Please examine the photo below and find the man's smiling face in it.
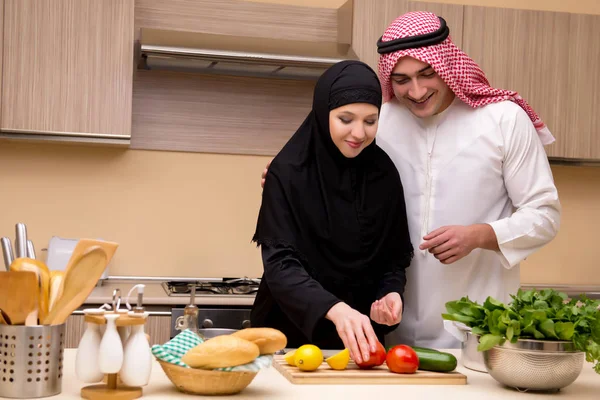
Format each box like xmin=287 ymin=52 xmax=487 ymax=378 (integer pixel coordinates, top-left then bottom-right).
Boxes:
xmin=390 ymin=56 xmax=454 ymax=118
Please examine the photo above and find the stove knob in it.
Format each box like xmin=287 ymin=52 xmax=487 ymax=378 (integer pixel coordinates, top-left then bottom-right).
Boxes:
xmin=202 ymin=319 xmax=214 ymax=328
xmin=242 ymin=319 xmax=251 ymax=329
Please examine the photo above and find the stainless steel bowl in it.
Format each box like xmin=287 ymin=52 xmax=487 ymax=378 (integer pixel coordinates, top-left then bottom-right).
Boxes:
xmin=461 ymin=331 xmax=487 ymax=372
xmin=483 ymin=338 xmax=585 ymax=392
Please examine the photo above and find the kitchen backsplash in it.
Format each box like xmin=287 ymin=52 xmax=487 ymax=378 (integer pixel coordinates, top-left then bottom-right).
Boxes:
xmin=0 ymin=141 xmax=598 ymax=285
xmin=0 ymin=141 xmax=267 ymax=279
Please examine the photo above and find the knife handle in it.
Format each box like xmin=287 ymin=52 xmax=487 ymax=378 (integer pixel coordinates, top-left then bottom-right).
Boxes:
xmin=1 ymin=237 xmax=14 ymax=270
xmin=27 ymin=240 xmax=36 ymax=259
xmin=15 ymin=223 xmax=28 ymax=259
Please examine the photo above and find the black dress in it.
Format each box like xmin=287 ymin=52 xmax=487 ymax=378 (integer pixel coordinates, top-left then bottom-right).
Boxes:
xmin=250 ymin=60 xmax=414 ymax=349
xmin=251 ymin=244 xmax=410 ymax=349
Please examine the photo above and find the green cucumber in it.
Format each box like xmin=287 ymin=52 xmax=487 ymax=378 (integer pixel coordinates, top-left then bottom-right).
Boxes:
xmin=413 ymin=347 xmax=457 ymax=372
xmin=386 ymin=346 xmax=458 ymax=372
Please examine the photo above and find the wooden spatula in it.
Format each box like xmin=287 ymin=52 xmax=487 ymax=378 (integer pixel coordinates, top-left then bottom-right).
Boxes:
xmin=0 ymin=271 xmax=39 ymax=325
xmin=41 ymin=246 xmax=108 ymax=325
xmin=9 ymin=258 xmax=50 ymax=324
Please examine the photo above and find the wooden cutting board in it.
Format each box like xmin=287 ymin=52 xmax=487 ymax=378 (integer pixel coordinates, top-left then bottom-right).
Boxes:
xmin=273 ymin=355 xmax=467 ymax=385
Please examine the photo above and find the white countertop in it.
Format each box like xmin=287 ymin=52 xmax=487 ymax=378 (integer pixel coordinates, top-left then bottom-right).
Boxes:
xmin=85 ymin=281 xmax=256 ymax=307
xmin=3 ymin=349 xmax=598 ymax=400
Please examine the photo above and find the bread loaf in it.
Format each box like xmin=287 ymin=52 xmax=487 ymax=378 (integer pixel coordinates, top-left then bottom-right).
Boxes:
xmin=181 ymin=335 xmax=259 ymax=369
xmin=231 ymin=328 xmax=287 ymax=355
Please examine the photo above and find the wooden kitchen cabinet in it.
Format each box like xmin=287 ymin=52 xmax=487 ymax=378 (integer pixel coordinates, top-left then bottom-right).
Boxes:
xmin=145 ymin=315 xmax=172 ymax=346
xmin=1 ymin=0 xmax=134 ymax=142
xmin=65 ymin=314 xmax=171 ymax=349
xmin=462 ymin=6 xmax=571 ymax=159
xmin=462 ymin=6 xmax=600 ymax=160
xmin=351 ymin=0 xmax=408 ymax=70
xmin=563 ymin=14 xmax=600 ymax=159
xmin=65 ymin=314 xmax=86 ymax=349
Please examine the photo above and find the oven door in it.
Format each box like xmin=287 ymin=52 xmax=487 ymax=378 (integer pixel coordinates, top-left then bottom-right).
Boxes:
xmin=170 ymin=306 xmax=252 ymax=339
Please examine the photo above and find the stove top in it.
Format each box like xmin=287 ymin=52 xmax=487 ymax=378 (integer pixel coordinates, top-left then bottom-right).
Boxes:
xmin=162 ymin=277 xmax=260 ymax=297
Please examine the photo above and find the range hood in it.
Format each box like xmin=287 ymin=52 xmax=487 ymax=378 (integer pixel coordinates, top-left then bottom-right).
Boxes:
xmin=138 ymin=28 xmax=358 ymax=81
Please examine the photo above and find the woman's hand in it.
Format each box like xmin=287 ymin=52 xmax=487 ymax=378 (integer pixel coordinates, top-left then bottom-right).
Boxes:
xmin=326 ymin=302 xmax=378 ymax=364
xmin=370 ymin=292 xmax=403 ymax=325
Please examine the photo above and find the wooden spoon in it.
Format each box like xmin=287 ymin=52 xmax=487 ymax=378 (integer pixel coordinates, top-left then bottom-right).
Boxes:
xmin=0 ymin=271 xmax=39 ymax=325
xmin=42 ymin=246 xmax=109 ymax=325
xmin=72 ymin=239 xmax=119 ymax=266
xmin=45 ymin=238 xmax=118 ymax=315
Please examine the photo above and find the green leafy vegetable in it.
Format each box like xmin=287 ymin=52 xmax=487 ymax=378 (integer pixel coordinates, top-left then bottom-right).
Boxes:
xmin=442 ymin=289 xmax=600 ymax=374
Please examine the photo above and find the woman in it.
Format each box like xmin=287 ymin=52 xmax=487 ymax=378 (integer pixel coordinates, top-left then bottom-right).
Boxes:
xmin=250 ymin=60 xmax=413 ymax=364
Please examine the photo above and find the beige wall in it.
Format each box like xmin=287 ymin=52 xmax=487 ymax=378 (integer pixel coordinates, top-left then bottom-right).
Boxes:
xmin=1 ymin=140 xmax=598 ymax=284
xmin=1 ymin=0 xmax=598 ymax=285
xmin=520 ymin=166 xmax=600 ymax=285
xmin=0 ymin=141 xmax=269 ymax=279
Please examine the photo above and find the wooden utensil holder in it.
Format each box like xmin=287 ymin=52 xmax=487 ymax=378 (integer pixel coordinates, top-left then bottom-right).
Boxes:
xmin=80 ymin=313 xmax=146 ymax=400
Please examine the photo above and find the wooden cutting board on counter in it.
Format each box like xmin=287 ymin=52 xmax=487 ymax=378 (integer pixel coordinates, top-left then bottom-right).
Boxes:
xmin=273 ymin=355 xmax=467 ymax=385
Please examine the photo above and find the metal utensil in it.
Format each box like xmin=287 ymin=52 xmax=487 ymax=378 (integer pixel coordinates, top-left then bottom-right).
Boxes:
xmin=184 ymin=283 xmax=200 ymax=334
xmin=26 ymin=240 xmax=36 ymax=259
xmin=1 ymin=237 xmax=14 ymax=270
xmin=15 ymin=223 xmax=28 ymax=258
xmin=175 ymin=283 xmax=201 ymax=334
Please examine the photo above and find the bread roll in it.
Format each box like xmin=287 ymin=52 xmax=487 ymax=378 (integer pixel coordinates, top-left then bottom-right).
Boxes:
xmin=231 ymin=328 xmax=287 ymax=355
xmin=181 ymin=335 xmax=259 ymax=369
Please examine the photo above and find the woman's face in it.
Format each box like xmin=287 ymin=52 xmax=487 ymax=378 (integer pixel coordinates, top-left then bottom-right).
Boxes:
xmin=329 ymin=103 xmax=379 ymax=158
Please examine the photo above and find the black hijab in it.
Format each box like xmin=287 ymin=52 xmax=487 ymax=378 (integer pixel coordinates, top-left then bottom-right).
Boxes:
xmin=252 ymin=60 xmax=413 ymax=290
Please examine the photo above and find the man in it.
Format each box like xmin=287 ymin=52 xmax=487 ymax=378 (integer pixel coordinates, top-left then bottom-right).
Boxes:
xmin=260 ymin=11 xmax=560 ymax=349
xmin=374 ymin=11 xmax=560 ymax=348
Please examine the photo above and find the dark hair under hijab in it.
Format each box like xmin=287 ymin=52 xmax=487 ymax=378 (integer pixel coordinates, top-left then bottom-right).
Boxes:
xmin=251 ymin=60 xmax=413 ymax=347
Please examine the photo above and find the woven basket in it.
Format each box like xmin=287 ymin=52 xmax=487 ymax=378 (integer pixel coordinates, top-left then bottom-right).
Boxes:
xmin=158 ymin=360 xmax=258 ymax=395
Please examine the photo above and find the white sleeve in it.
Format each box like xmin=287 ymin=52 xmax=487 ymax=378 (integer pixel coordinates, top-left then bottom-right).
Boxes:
xmin=488 ymin=107 xmax=561 ymax=269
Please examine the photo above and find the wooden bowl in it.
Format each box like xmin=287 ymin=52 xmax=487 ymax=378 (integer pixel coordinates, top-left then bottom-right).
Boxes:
xmin=157 ymin=360 xmax=258 ymax=395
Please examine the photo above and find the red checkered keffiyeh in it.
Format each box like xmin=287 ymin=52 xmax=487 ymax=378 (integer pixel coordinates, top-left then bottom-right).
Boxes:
xmin=377 ymin=11 xmax=555 ymax=145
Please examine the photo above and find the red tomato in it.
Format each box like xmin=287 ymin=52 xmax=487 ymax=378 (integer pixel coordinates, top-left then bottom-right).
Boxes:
xmin=356 ymin=341 xmax=386 ymax=369
xmin=386 ymin=345 xmax=419 ymax=374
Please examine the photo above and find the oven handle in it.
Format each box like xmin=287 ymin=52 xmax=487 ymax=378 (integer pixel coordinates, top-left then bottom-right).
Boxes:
xmin=71 ymin=310 xmax=172 ymax=316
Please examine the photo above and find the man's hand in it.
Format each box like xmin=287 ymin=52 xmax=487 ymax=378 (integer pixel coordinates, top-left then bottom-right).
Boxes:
xmin=370 ymin=292 xmax=402 ymax=326
xmin=260 ymin=159 xmax=272 ymax=188
xmin=419 ymin=224 xmax=499 ymax=264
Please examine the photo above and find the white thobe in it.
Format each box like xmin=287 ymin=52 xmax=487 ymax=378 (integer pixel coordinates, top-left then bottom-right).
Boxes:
xmin=377 ymin=97 xmax=561 ymax=349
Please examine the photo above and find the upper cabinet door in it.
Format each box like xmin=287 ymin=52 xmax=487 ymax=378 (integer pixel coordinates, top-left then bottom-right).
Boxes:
xmin=564 ymin=14 xmax=600 ymax=160
xmin=1 ymin=0 xmax=134 ymax=141
xmin=462 ymin=6 xmax=572 ymax=159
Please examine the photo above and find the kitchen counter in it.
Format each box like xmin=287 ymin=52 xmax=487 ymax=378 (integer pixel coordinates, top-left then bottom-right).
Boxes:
xmin=2 ymin=349 xmax=598 ymax=400
xmin=85 ymin=280 xmax=256 ymax=307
